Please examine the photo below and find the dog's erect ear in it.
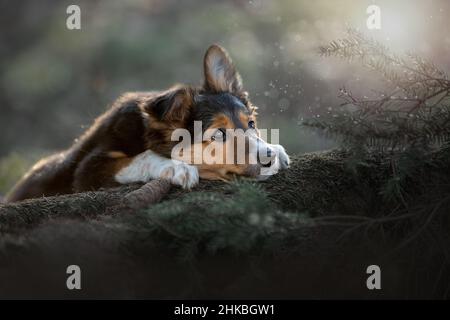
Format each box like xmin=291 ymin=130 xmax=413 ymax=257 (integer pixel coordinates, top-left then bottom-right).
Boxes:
xmin=203 ymin=44 xmax=243 ymax=94
xmin=149 ymin=87 xmax=193 ymax=123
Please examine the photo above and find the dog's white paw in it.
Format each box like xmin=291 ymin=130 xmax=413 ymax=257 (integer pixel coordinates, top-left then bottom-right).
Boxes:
xmin=161 ymin=160 xmax=199 ymax=189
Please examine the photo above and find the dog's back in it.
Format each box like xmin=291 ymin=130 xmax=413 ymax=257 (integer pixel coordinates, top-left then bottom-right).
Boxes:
xmin=5 ymin=93 xmax=150 ymax=203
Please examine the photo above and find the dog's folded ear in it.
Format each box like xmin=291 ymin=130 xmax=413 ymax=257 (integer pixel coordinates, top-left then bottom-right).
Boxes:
xmin=149 ymin=86 xmax=194 ymax=123
xmin=203 ymin=44 xmax=243 ymax=94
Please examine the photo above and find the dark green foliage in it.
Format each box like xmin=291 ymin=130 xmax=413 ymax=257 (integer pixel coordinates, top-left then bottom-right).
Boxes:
xmin=126 ymin=182 xmax=309 ymax=260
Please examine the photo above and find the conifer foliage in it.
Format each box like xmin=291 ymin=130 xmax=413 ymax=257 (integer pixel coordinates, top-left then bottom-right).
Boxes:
xmin=303 ymin=31 xmax=450 ymax=272
xmin=307 ymin=29 xmax=450 ymax=151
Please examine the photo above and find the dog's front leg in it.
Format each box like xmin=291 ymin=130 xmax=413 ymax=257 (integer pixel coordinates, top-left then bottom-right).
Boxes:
xmin=115 ymin=150 xmax=199 ymax=189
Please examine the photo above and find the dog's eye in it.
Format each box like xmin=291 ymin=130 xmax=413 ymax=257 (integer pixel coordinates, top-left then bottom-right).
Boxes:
xmin=211 ymin=128 xmax=226 ymax=142
xmin=248 ymin=120 xmax=255 ymax=129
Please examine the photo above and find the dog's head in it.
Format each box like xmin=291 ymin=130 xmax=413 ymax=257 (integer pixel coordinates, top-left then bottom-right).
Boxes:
xmin=144 ymin=45 xmax=288 ymax=181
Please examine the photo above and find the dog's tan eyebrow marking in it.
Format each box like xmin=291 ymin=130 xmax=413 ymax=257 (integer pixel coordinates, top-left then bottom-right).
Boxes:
xmin=238 ymin=111 xmax=251 ymax=128
xmin=209 ymin=113 xmax=235 ymax=129
xmin=107 ymin=151 xmax=127 ymax=159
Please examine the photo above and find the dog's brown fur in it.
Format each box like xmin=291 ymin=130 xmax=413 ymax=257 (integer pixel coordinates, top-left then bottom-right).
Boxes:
xmin=6 ymin=45 xmax=266 ymax=203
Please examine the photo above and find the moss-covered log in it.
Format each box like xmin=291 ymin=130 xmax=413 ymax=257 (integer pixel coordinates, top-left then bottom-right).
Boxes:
xmin=0 ymin=150 xmax=387 ymax=233
xmin=1 ymin=150 xmax=449 ymax=299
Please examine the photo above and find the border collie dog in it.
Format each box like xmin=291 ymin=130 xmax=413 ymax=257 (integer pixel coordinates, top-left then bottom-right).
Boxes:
xmin=6 ymin=45 xmax=289 ymax=203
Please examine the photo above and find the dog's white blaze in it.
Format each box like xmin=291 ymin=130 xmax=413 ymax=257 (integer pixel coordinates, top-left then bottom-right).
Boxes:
xmin=115 ymin=149 xmax=199 ymax=189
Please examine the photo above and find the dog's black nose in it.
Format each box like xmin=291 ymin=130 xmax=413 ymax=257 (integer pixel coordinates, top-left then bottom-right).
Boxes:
xmin=262 ymin=160 xmax=273 ymax=168
xmin=257 ymin=146 xmax=275 ymax=167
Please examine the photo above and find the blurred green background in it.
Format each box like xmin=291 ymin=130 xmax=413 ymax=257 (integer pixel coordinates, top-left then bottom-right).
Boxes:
xmin=1 ymin=0 xmax=450 ymax=194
